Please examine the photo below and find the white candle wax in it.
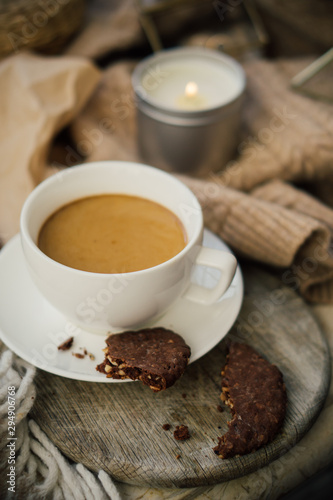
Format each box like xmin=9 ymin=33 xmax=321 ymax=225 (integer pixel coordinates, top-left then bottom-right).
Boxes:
xmin=137 ymin=50 xmax=244 ymax=112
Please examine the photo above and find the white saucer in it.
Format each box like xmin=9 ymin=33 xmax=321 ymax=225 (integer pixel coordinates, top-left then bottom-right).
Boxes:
xmin=0 ymin=230 xmax=243 ymax=382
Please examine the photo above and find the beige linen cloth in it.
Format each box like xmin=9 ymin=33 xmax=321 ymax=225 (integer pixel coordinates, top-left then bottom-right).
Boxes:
xmin=0 ymin=51 xmax=101 ymax=244
xmin=1 ymin=52 xmax=333 ymax=305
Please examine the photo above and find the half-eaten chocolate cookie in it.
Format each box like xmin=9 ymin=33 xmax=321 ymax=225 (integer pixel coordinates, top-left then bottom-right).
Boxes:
xmin=213 ymin=342 xmax=287 ymax=459
xmin=96 ymin=327 xmax=191 ymax=392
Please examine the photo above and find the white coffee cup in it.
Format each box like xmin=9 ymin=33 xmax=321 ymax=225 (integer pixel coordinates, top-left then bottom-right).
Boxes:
xmin=20 ymin=161 xmax=237 ymax=333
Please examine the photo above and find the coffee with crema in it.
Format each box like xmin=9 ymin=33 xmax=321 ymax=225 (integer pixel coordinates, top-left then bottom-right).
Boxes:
xmin=38 ymin=194 xmax=187 ymax=273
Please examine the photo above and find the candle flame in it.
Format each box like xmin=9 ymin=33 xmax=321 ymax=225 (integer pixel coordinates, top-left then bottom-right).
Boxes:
xmin=185 ymin=81 xmax=198 ymax=98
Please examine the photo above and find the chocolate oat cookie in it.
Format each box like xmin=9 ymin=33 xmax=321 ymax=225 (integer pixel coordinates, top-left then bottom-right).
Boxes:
xmin=96 ymin=327 xmax=191 ymax=392
xmin=213 ymin=342 xmax=287 ymax=459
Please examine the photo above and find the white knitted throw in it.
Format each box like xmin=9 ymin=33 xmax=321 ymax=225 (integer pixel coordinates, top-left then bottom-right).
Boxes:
xmin=0 ymin=348 xmax=122 ymax=500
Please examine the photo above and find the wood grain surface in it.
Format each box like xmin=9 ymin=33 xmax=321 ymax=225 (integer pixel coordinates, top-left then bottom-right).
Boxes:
xmin=31 ymin=265 xmax=331 ymax=488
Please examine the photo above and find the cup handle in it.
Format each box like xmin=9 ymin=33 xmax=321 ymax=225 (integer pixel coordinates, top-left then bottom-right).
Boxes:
xmin=183 ymin=247 xmax=237 ymax=304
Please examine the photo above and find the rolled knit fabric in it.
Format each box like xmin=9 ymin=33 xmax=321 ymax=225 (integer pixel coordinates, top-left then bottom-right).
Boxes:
xmin=69 ymin=61 xmax=139 ymax=164
xmin=179 ymin=175 xmax=333 ymax=303
xmin=252 ymin=180 xmax=333 ymax=231
xmin=213 ymin=58 xmax=333 ymax=191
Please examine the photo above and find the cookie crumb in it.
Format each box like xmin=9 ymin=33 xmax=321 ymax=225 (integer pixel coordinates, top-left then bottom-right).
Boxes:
xmin=162 ymin=424 xmax=171 ymax=431
xmin=57 ymin=337 xmax=73 ymax=351
xmin=174 ymin=425 xmax=190 ymax=441
xmin=217 ymin=405 xmax=224 ymax=413
xmin=72 ymin=352 xmax=85 ymax=359
xmin=176 ymin=454 xmax=181 ymax=459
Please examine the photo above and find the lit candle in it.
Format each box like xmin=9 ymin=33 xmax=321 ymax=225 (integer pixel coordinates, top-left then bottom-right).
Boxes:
xmin=185 ymin=81 xmax=198 ymax=97
xmin=135 ymin=48 xmax=243 ymax=112
xmin=176 ymin=81 xmax=207 ymax=110
xmin=132 ymin=47 xmax=246 ymax=175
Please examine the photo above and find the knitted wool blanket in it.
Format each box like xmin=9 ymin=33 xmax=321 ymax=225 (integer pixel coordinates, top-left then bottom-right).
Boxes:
xmin=0 ymin=347 xmax=122 ymax=500
xmin=2 ymin=320 xmax=333 ymax=500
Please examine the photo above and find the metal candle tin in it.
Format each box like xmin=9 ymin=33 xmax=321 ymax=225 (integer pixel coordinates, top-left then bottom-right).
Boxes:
xmin=132 ymin=47 xmax=246 ymax=177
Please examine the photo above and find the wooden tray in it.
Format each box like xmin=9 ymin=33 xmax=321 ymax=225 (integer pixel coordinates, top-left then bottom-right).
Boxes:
xmin=31 ymin=265 xmax=331 ymax=488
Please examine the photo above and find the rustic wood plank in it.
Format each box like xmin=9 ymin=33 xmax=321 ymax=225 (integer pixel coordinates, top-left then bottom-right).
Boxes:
xmin=31 ymin=265 xmax=331 ymax=488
